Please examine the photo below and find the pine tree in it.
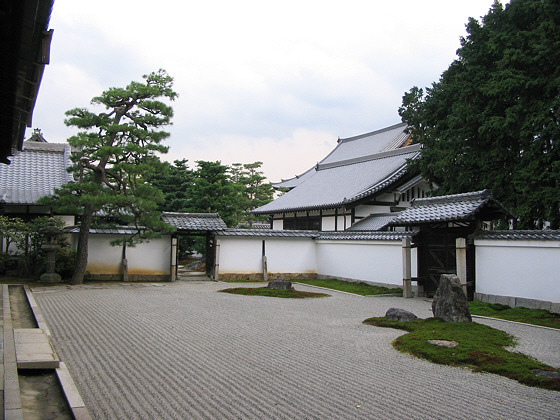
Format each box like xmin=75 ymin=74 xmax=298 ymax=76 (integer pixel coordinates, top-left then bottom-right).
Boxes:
xmin=41 ymin=70 xmax=177 ymax=283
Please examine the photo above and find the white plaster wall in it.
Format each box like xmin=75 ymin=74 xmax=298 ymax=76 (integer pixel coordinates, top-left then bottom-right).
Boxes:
xmin=266 ymin=238 xmax=316 ymax=273
xmin=80 ymin=234 xmax=170 ymax=275
xmin=322 ymin=216 xmax=336 ymax=231
xmin=217 ymin=236 xmax=316 ymax=274
xmin=337 ymin=215 xmax=349 ymax=231
xmin=475 ymin=239 xmax=560 ymax=303
xmin=272 ymin=219 xmax=283 ymax=230
xmin=126 ymin=237 xmax=170 ymax=274
xmin=218 ymin=237 xmax=263 ymax=273
xmin=354 ymin=205 xmax=376 ymax=218
xmin=316 ymin=240 xmax=410 ymax=286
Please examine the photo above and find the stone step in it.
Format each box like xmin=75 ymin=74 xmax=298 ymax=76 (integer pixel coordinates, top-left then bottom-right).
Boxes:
xmin=14 ymin=328 xmax=60 ymax=369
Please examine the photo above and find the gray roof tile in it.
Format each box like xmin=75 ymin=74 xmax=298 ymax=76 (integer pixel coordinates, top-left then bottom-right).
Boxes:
xmin=321 ymin=122 xmax=410 ymax=165
xmin=389 ymin=190 xmax=513 ymax=225
xmin=161 ymin=212 xmax=227 ymax=231
xmin=64 ymin=226 xmax=144 ymax=235
xmin=0 ymin=141 xmax=73 ymax=204
xmin=475 ymin=230 xmax=560 ymax=241
xmin=254 ymin=145 xmax=420 ymax=214
xmin=271 ymin=123 xmax=411 ymax=190
xmin=217 ymin=229 xmax=318 ymax=238
xmin=348 ymin=213 xmax=398 ymax=231
xmin=318 ymin=231 xmax=415 ymax=241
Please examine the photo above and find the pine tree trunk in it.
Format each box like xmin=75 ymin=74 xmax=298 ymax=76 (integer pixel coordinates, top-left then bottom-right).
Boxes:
xmin=72 ymin=206 xmax=93 ymax=284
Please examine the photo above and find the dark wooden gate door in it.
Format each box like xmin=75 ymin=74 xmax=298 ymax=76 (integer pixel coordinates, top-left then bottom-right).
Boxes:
xmin=416 ymin=225 xmax=475 ymax=298
xmin=420 ymin=230 xmax=457 ymax=297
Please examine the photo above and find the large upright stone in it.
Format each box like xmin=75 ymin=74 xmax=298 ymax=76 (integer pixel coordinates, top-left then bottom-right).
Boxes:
xmin=432 ymin=274 xmax=472 ymax=322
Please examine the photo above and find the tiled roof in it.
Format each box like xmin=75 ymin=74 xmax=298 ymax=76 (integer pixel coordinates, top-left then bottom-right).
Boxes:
xmin=321 ymin=122 xmax=410 ymax=165
xmin=317 ymin=231 xmax=415 ymax=241
xmin=271 ymin=166 xmax=316 ymax=190
xmin=161 ymin=212 xmax=227 ymax=231
xmin=347 ymin=213 xmax=398 ymax=231
xmin=253 ymin=144 xmax=421 ymax=214
xmin=271 ymin=123 xmax=411 ymax=190
xmin=475 ymin=230 xmax=560 ymax=241
xmin=0 ymin=141 xmax=73 ymax=204
xmin=390 ymin=190 xmax=513 ymax=225
xmin=64 ymin=226 xmax=145 ymax=235
xmin=216 ymin=229 xmax=318 ymax=238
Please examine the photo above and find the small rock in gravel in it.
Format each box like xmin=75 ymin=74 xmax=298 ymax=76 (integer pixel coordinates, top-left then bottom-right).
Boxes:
xmin=531 ymin=369 xmax=560 ymax=379
xmin=428 ymin=340 xmax=459 ymax=348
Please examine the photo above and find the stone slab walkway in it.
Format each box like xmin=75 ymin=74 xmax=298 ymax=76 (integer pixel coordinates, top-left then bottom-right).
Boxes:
xmin=32 ymin=282 xmax=560 ymax=420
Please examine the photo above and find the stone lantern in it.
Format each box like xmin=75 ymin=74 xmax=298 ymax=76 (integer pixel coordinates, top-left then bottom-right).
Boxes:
xmin=39 ymin=218 xmax=62 ymax=283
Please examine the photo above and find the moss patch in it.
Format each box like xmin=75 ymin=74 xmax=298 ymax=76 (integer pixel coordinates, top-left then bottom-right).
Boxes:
xmin=294 ymin=278 xmax=402 ymax=296
xmin=363 ymin=317 xmax=560 ymax=391
xmin=469 ymin=301 xmax=560 ymax=329
xmin=219 ymin=287 xmax=329 ymax=299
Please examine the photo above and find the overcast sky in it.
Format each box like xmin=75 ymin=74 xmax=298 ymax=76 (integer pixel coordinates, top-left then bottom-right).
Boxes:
xmin=32 ymin=0 xmax=502 ymax=182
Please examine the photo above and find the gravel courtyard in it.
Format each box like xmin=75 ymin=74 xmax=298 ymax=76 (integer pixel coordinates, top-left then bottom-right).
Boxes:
xmin=33 ymin=281 xmax=560 ymax=420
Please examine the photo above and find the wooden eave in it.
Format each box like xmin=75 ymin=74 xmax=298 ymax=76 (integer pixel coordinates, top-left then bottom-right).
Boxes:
xmin=0 ymin=0 xmax=54 ymax=164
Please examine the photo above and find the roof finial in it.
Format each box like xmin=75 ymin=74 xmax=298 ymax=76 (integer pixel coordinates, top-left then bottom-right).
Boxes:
xmin=28 ymin=128 xmax=48 ymax=143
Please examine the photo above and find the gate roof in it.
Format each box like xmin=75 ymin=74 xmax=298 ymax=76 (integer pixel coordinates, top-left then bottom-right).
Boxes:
xmin=161 ymin=212 xmax=227 ymax=232
xmin=389 ymin=190 xmax=513 ymax=226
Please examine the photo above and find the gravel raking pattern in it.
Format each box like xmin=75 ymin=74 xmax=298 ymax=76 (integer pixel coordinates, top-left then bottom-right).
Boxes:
xmin=33 ymin=282 xmax=560 ymax=420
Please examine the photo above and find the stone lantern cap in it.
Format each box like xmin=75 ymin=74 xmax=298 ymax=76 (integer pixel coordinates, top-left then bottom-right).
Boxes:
xmin=39 ymin=218 xmax=62 ymax=247
xmin=39 ymin=218 xmax=62 ymax=236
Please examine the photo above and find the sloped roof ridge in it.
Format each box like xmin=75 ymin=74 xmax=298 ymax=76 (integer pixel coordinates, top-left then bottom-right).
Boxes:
xmin=475 ymin=229 xmax=560 ymax=240
xmin=217 ymin=228 xmax=319 ymax=238
xmin=337 ymin=122 xmax=408 ymax=143
xmin=272 ymin=123 xmax=410 ymax=186
xmin=411 ymin=189 xmax=491 ymax=205
xmin=349 ymin=165 xmax=409 ymax=203
xmin=23 ymin=141 xmax=67 ymax=152
xmin=318 ymin=143 xmax=421 ymax=171
xmin=318 ymin=230 xmax=414 ymax=241
xmin=162 ymin=211 xmax=221 ymax=218
xmin=272 ymin=165 xmax=316 ymax=186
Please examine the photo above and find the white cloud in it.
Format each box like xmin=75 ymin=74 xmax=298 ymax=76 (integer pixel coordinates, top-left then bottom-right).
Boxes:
xmin=32 ymin=0 xmax=504 ymax=180
xmin=165 ymin=128 xmax=334 ymax=183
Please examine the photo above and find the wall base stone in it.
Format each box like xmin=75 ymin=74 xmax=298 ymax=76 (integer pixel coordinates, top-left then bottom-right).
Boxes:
xmin=84 ymin=274 xmax=172 ymax=282
xmin=475 ymin=293 xmax=560 ymax=314
xmin=219 ymin=273 xmax=317 ymax=282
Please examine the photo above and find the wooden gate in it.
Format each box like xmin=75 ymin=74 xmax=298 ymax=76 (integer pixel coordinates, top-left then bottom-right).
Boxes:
xmin=416 ymin=224 xmax=475 ymax=298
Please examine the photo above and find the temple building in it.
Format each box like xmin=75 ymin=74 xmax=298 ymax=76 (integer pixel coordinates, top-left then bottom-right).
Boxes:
xmin=253 ymin=122 xmax=431 ymax=231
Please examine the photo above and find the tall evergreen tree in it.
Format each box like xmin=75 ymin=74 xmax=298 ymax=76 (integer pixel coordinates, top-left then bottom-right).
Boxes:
xmin=188 ymin=161 xmax=239 ymax=227
xmin=231 ymin=161 xmax=274 ymax=226
xmin=41 ymin=70 xmax=177 ymax=283
xmin=147 ymin=159 xmax=193 ymax=212
xmin=399 ymin=0 xmax=560 ymax=228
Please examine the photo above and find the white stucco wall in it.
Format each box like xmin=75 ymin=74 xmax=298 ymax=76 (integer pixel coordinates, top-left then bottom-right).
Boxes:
xmin=315 ymin=239 xmax=416 ymax=287
xmin=216 ymin=235 xmax=418 ymax=287
xmin=272 ymin=219 xmax=283 ymax=230
xmin=321 ymin=216 xmax=336 ymax=231
xmin=74 ymin=234 xmax=171 ymax=275
xmin=475 ymin=239 xmax=560 ymax=303
xmin=217 ymin=236 xmax=316 ymax=275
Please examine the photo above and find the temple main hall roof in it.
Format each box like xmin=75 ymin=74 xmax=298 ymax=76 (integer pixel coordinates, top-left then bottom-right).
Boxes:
xmin=253 ymin=123 xmax=419 ymax=214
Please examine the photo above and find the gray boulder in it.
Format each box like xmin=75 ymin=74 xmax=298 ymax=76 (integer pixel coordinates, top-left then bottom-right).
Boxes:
xmin=532 ymin=369 xmax=560 ymax=379
xmin=432 ymin=274 xmax=472 ymax=322
xmin=385 ymin=307 xmax=418 ymax=322
xmin=267 ymin=280 xmax=293 ymax=290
